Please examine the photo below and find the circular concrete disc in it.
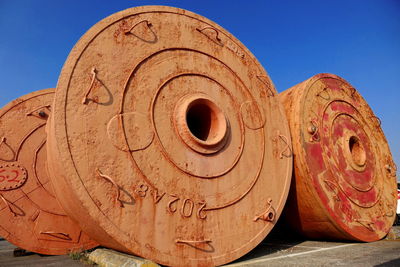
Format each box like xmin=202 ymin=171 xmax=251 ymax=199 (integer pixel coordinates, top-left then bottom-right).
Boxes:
xmin=48 ymin=6 xmax=292 ymax=266
xmin=280 ymin=73 xmax=397 ymax=242
xmin=0 ymin=89 xmax=98 ymax=255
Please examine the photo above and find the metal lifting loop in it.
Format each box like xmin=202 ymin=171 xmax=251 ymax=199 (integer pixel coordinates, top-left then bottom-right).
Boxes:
xmin=341 ymin=86 xmax=356 ymax=98
xmin=40 ymin=231 xmax=72 ymax=241
xmin=308 ymin=119 xmax=320 ymax=142
xmin=384 ymin=208 xmax=394 ymax=218
xmin=125 ymin=19 xmax=152 ymax=34
xmin=176 ymin=239 xmax=212 ymax=244
xmin=316 ymin=87 xmax=330 ymax=100
xmin=257 ymin=75 xmax=275 ymax=97
xmin=196 ymin=26 xmax=224 ymax=46
xmin=0 ymin=137 xmax=6 ymax=147
xmin=124 ymin=20 xmax=157 ymax=43
xmin=324 ymin=180 xmax=340 ymax=201
xmin=371 ymin=115 xmax=382 ymax=128
xmin=0 ymin=194 xmax=18 ymax=217
xmin=26 ymin=105 xmax=51 ymax=119
xmin=390 ymin=162 xmax=398 ymax=177
xmin=354 ymin=219 xmax=374 ymax=232
xmin=253 ymin=198 xmax=276 ymax=222
xmin=278 ymin=134 xmax=292 ymax=159
xmin=349 ymin=87 xmax=356 ymax=98
xmin=82 ymin=67 xmax=98 ymax=104
xmin=96 ymin=169 xmax=124 ymax=207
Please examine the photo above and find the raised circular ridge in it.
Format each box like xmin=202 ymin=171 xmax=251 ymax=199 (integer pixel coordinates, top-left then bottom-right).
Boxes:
xmin=0 ymin=89 xmax=97 ymax=255
xmin=280 ymin=73 xmax=397 ymax=242
xmin=48 ymin=6 xmax=292 ymax=266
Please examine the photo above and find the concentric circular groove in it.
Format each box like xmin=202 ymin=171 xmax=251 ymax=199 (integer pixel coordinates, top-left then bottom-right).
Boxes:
xmin=0 ymin=89 xmax=97 ymax=255
xmin=49 ymin=6 xmax=292 ymax=266
xmin=48 ymin=6 xmax=292 ymax=266
xmin=280 ymin=73 xmax=397 ymax=242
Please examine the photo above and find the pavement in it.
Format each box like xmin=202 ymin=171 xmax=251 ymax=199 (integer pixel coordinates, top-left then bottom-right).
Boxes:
xmin=227 ymin=225 xmax=400 ymax=267
xmin=0 ymin=238 xmax=83 ymax=267
xmin=0 ymin=226 xmax=399 ymax=267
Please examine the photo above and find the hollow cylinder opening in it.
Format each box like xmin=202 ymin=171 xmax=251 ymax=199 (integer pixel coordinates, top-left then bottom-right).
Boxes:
xmin=348 ymin=136 xmax=366 ymax=167
xmin=174 ymin=94 xmax=228 ymax=154
xmin=186 ymin=99 xmax=221 ymax=142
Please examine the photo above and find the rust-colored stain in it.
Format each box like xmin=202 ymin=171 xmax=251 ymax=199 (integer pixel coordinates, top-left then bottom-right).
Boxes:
xmin=0 ymin=89 xmax=98 ymax=255
xmin=280 ymin=73 xmax=397 ymax=242
xmin=46 ymin=6 xmax=292 ymax=266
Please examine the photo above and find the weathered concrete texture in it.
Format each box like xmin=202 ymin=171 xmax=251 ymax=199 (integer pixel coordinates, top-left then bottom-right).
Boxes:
xmin=89 ymin=248 xmax=159 ymax=267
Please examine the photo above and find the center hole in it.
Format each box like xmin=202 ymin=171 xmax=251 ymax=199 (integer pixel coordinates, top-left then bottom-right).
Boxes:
xmin=349 ymin=136 xmax=366 ymax=167
xmin=186 ymin=101 xmax=215 ymax=141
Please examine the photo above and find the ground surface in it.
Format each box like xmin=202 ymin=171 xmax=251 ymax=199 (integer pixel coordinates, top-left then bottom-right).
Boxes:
xmin=227 ymin=226 xmax=400 ymax=267
xmin=1 ymin=226 xmax=399 ymax=266
xmin=0 ymin=238 xmax=83 ymax=267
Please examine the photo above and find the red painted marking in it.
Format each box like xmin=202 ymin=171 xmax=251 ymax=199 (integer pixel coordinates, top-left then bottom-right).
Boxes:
xmin=336 ymin=147 xmax=347 ymax=170
xmin=331 ymin=115 xmax=375 ymax=192
xmin=344 ymin=167 xmax=373 ymax=187
xmin=333 ymin=123 xmax=344 ymax=137
xmin=0 ymin=169 xmax=5 ymax=182
xmin=338 ymin=194 xmax=353 ymax=221
xmin=337 ymin=117 xmax=356 ymax=132
xmin=374 ymin=219 xmax=385 ymax=232
xmin=323 ymin=78 xmax=341 ymax=91
xmin=331 ymin=102 xmax=355 ymax=115
xmin=343 ymin=184 xmax=377 ymax=206
xmin=8 ymin=170 xmax=20 ymax=183
xmin=307 ymin=144 xmax=324 ymax=170
xmin=0 ymin=168 xmax=22 ymax=185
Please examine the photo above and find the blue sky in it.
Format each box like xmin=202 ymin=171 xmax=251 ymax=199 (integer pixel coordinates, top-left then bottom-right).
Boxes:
xmin=0 ymin=0 xmax=399 ymax=179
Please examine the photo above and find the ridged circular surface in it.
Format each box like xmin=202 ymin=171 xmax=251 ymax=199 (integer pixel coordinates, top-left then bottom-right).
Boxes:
xmin=0 ymin=89 xmax=97 ymax=255
xmin=48 ymin=6 xmax=292 ymax=266
xmin=281 ymin=74 xmax=397 ymax=242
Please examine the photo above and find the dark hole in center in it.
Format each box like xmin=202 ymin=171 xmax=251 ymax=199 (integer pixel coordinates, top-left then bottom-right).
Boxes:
xmin=349 ymin=136 xmax=357 ymax=151
xmin=186 ymin=103 xmax=212 ymax=141
xmin=349 ymin=136 xmax=365 ymax=166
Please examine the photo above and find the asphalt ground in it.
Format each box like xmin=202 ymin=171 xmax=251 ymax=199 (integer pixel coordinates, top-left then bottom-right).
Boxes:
xmin=0 ymin=238 xmax=83 ymax=267
xmin=0 ymin=226 xmax=399 ymax=267
xmin=227 ymin=225 xmax=400 ymax=267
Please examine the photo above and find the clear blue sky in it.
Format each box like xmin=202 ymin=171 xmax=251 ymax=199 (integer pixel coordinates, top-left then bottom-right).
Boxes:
xmin=0 ymin=0 xmax=399 ymax=179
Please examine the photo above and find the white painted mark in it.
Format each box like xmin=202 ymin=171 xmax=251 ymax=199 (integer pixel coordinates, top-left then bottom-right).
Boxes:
xmin=262 ymin=242 xmax=329 ymax=249
xmin=227 ymin=244 xmax=356 ymax=266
